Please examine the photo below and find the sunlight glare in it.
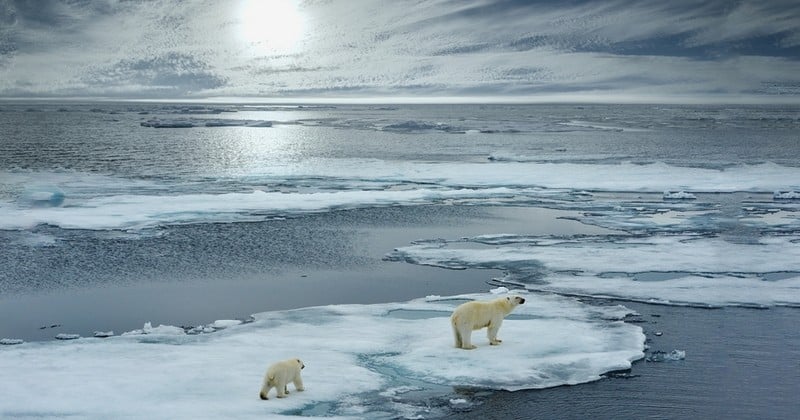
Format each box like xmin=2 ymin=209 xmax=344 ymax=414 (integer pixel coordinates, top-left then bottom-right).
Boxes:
xmin=238 ymin=0 xmax=305 ymax=54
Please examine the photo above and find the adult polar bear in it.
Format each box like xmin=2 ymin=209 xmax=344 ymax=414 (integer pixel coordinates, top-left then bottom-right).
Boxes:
xmin=259 ymin=358 xmax=305 ymax=400
xmin=451 ymin=295 xmax=525 ymax=350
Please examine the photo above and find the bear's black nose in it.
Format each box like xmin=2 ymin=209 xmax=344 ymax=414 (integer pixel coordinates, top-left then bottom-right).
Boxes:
xmin=519 ymin=298 xmax=526 ymax=304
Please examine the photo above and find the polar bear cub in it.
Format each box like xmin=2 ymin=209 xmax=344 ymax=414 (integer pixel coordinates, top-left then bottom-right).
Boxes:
xmin=259 ymin=358 xmax=305 ymax=400
xmin=451 ymin=295 xmax=525 ymax=350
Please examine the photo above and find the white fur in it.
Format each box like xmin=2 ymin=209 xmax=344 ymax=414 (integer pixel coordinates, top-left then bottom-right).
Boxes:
xmin=259 ymin=358 xmax=305 ymax=400
xmin=450 ymin=296 xmax=525 ymax=350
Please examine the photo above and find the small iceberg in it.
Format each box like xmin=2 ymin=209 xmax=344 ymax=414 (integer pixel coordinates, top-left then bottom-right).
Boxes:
xmin=21 ymin=186 xmax=66 ymax=207
xmin=209 ymin=319 xmax=242 ymax=329
xmin=94 ymin=331 xmax=115 ymax=338
xmin=55 ymin=334 xmax=81 ymax=340
xmin=122 ymin=322 xmax=185 ymax=336
xmin=663 ymin=191 xmax=696 ymax=200
xmin=1 ymin=338 xmax=24 ymax=345
xmin=774 ymin=190 xmax=800 ymax=200
xmin=646 ymin=349 xmax=686 ymax=362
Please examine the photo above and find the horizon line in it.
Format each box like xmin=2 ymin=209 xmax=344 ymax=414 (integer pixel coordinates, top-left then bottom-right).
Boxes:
xmin=1 ymin=93 xmax=799 ymax=106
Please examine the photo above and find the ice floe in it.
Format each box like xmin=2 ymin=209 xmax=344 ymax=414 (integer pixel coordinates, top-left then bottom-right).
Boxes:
xmin=774 ymin=190 xmax=800 ymax=200
xmin=0 ymin=292 xmax=643 ymax=419
xmin=663 ymin=190 xmax=697 ymax=200
xmin=140 ymin=118 xmax=272 ymax=128
xmin=387 ymin=235 xmax=800 ymax=308
xmin=646 ymin=350 xmax=686 ymax=362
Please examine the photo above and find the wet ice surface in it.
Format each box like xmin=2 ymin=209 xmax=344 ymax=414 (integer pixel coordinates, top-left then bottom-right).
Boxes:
xmin=387 ymin=234 xmax=800 ymax=308
xmin=0 ymin=291 xmax=644 ymax=419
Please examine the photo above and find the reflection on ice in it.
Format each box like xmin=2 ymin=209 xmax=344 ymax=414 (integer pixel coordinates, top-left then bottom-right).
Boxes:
xmin=0 ymin=291 xmax=643 ymax=419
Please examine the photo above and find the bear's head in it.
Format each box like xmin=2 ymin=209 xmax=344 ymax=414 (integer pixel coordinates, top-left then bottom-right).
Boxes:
xmin=506 ymin=296 xmax=525 ymax=306
xmin=295 ymin=359 xmax=305 ymax=369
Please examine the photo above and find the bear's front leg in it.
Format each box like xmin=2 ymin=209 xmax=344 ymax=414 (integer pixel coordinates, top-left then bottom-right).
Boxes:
xmin=294 ymin=376 xmax=305 ymax=392
xmin=488 ymin=320 xmax=503 ymax=345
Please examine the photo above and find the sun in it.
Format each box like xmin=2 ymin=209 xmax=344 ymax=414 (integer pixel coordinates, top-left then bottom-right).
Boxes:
xmin=238 ymin=0 xmax=305 ymax=54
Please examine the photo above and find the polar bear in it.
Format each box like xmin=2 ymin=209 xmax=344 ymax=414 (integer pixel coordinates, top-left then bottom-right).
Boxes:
xmin=259 ymin=358 xmax=305 ymax=400
xmin=450 ymin=295 xmax=525 ymax=350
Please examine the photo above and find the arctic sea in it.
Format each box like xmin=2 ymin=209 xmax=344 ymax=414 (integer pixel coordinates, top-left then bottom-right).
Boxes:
xmin=1 ymin=102 xmax=798 ymax=418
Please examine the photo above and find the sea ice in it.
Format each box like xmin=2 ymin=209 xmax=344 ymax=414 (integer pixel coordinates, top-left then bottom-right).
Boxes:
xmin=663 ymin=190 xmax=696 ymax=200
xmin=387 ymin=235 xmax=800 ymax=307
xmin=140 ymin=118 xmax=272 ymax=128
xmin=646 ymin=350 xmax=686 ymax=362
xmin=0 ymin=338 xmax=24 ymax=345
xmin=774 ymin=190 xmax=800 ymax=200
xmin=0 ymin=292 xmax=643 ymax=419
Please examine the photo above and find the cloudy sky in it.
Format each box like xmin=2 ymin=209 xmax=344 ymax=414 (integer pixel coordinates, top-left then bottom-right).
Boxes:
xmin=1 ymin=0 xmax=799 ymax=102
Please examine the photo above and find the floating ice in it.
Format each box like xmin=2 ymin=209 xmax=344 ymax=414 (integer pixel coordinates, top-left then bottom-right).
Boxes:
xmin=54 ymin=333 xmax=80 ymax=340
xmin=211 ymin=319 xmax=242 ymax=329
xmin=388 ymin=235 xmax=800 ymax=307
xmin=0 ymin=187 xmax=516 ymax=230
xmin=20 ymin=186 xmax=65 ymax=207
xmin=140 ymin=118 xmax=272 ymax=128
xmin=3 ymin=161 xmax=798 ymax=232
xmin=663 ymin=190 xmax=696 ymax=200
xmin=646 ymin=350 xmax=686 ymax=362
xmin=0 ymin=338 xmax=24 ymax=345
xmin=774 ymin=190 xmax=800 ymax=200
xmin=93 ymin=331 xmax=114 ymax=338
xmin=121 ymin=322 xmax=185 ymax=336
xmin=381 ymin=120 xmax=456 ymax=132
xmin=0 ymin=293 xmax=643 ymax=419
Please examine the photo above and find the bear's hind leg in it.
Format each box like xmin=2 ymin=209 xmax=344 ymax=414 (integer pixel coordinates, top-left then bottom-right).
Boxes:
xmin=452 ymin=325 xmax=463 ymax=348
xmin=259 ymin=382 xmax=273 ymax=400
xmin=276 ymin=380 xmax=288 ymax=398
xmin=460 ymin=327 xmax=476 ymax=350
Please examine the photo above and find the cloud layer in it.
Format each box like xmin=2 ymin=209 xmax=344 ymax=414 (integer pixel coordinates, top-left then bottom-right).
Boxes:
xmin=0 ymin=0 xmax=798 ymax=101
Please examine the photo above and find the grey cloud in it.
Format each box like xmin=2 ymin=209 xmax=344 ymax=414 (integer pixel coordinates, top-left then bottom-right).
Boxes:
xmin=85 ymin=52 xmax=228 ymax=96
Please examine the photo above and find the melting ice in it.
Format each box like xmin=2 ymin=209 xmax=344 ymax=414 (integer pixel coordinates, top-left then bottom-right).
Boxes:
xmin=387 ymin=235 xmax=800 ymax=308
xmin=0 ymin=291 xmax=643 ymax=419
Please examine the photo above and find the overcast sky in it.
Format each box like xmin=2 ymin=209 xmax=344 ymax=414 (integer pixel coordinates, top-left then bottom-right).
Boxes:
xmin=1 ymin=0 xmax=799 ymax=102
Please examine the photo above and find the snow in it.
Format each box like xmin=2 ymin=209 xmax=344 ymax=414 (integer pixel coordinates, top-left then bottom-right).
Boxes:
xmin=663 ymin=190 xmax=696 ymax=200
xmin=387 ymin=235 xmax=800 ymax=307
xmin=0 ymin=292 xmax=644 ymax=419
xmin=774 ymin=190 xmax=800 ymax=200
xmin=140 ymin=118 xmax=272 ymax=128
xmin=2 ymin=161 xmax=799 ymax=232
xmin=646 ymin=350 xmax=686 ymax=362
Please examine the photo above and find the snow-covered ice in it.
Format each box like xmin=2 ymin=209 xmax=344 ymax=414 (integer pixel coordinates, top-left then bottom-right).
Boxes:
xmin=646 ymin=350 xmax=686 ymax=362
xmin=774 ymin=190 xmax=800 ymax=200
xmin=663 ymin=190 xmax=696 ymax=200
xmin=387 ymin=235 xmax=800 ymax=308
xmin=3 ymin=161 xmax=799 ymax=232
xmin=140 ymin=118 xmax=272 ymax=128
xmin=0 ymin=292 xmax=643 ymax=419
